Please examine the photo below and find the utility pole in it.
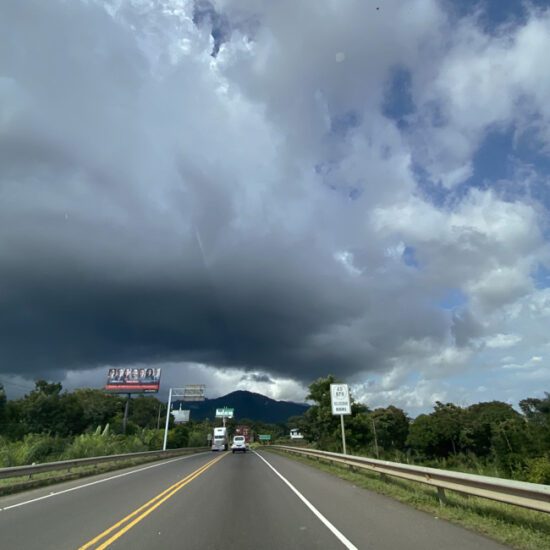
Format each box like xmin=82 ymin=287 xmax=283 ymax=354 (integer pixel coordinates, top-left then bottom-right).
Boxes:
xmin=156 ymin=402 xmax=162 ymax=430
xmin=371 ymin=417 xmax=380 ymax=459
xmin=122 ymin=394 xmax=131 ymax=435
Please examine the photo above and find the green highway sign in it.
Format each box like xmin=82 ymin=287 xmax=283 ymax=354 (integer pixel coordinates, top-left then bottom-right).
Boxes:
xmin=258 ymin=434 xmax=271 ymax=441
xmin=215 ymin=407 xmax=234 ymax=418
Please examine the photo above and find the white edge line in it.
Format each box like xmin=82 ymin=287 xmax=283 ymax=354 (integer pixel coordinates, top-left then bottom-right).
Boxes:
xmin=253 ymin=451 xmax=358 ymax=550
xmin=0 ymin=452 xmax=210 ymax=512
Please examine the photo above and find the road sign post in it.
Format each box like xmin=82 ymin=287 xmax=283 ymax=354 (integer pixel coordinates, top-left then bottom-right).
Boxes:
xmin=340 ymin=414 xmax=346 ymax=455
xmin=330 ymin=384 xmax=351 ymax=455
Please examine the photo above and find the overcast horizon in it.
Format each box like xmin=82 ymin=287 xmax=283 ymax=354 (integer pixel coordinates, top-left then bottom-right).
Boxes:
xmin=1 ymin=0 xmax=550 ymax=415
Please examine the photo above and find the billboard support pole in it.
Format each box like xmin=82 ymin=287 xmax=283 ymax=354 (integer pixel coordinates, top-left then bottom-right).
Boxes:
xmin=162 ymin=388 xmax=173 ymax=451
xmin=340 ymin=414 xmax=347 ymax=455
xmin=122 ymin=394 xmax=131 ymax=435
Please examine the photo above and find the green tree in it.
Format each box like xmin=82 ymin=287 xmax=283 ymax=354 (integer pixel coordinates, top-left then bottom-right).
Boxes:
xmin=168 ymin=424 xmax=189 ymax=448
xmin=17 ymin=381 xmax=85 ymax=436
xmin=130 ymin=396 xmax=164 ymax=429
xmin=301 ymin=375 xmax=368 ymax=452
xmin=369 ymin=406 xmax=409 ymax=453
xmin=519 ymin=393 xmax=550 ymax=454
xmin=491 ymin=416 xmax=532 ymax=476
xmin=460 ymin=401 xmax=521 ymax=457
xmin=0 ymin=383 xmax=6 ymax=430
xmin=187 ymin=419 xmax=214 ymax=447
xmin=407 ymin=402 xmax=465 ymax=458
xmin=71 ymin=389 xmax=122 ymax=432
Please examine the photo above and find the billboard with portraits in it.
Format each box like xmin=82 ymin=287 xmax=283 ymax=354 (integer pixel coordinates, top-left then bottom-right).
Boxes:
xmin=105 ymin=367 xmax=161 ymax=393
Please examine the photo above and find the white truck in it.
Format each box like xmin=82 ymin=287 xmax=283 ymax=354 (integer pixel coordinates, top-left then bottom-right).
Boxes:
xmin=211 ymin=427 xmax=228 ymax=451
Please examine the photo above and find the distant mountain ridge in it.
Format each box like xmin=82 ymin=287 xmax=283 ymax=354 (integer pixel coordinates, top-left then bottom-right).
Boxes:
xmin=172 ymin=390 xmax=309 ymax=423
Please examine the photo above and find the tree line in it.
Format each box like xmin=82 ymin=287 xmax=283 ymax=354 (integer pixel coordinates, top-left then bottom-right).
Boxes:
xmin=0 ymin=380 xmax=291 ymax=467
xmin=288 ymin=376 xmax=550 ymax=483
xmin=0 ymin=381 xmax=211 ymax=466
xmin=1 ymin=377 xmax=549 ymax=483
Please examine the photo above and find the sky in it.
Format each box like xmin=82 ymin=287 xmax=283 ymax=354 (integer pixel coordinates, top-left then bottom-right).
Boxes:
xmin=1 ymin=0 xmax=550 ymax=415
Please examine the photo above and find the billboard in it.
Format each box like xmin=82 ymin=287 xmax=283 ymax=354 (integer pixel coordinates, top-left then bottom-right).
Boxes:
xmin=104 ymin=368 xmax=161 ymax=393
xmin=181 ymin=385 xmax=206 ymax=402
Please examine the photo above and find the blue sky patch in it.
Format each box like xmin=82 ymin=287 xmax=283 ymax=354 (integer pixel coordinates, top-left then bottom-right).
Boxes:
xmin=382 ymin=67 xmax=415 ymax=128
xmin=470 ymin=126 xmax=514 ymax=184
xmin=532 ymin=263 xmax=550 ymax=289
xmin=444 ymin=0 xmax=544 ymax=32
xmin=330 ymin=110 xmax=361 ymax=137
xmin=438 ymin=288 xmax=468 ymax=310
xmin=402 ymin=245 xmax=419 ymax=268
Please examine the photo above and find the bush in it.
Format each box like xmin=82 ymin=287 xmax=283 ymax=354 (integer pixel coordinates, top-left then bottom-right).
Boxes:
xmin=188 ymin=431 xmax=208 ymax=448
xmin=136 ymin=428 xmax=164 ymax=451
xmin=62 ymin=433 xmax=148 ymax=459
xmin=167 ymin=425 xmax=189 ymax=449
xmin=525 ymin=457 xmax=550 ymax=484
xmin=0 ymin=434 xmax=67 ymax=466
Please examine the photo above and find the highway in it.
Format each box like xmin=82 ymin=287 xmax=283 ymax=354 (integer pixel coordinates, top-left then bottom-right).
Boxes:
xmin=0 ymin=450 xmax=509 ymax=550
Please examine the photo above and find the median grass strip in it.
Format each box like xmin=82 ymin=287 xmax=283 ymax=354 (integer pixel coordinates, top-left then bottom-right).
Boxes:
xmin=268 ymin=449 xmax=550 ymax=550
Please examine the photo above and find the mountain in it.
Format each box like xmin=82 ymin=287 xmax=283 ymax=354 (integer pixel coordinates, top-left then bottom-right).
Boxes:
xmin=172 ymin=390 xmax=309 ymax=423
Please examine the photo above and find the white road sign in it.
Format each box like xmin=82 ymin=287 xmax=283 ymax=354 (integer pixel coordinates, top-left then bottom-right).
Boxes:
xmin=330 ymin=384 xmax=351 ymax=415
xmin=172 ymin=408 xmax=190 ymax=424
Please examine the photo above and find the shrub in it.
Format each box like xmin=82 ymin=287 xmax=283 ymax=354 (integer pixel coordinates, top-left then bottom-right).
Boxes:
xmin=0 ymin=434 xmax=67 ymax=466
xmin=525 ymin=457 xmax=550 ymax=484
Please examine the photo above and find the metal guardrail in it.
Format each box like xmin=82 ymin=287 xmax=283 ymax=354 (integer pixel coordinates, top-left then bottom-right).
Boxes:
xmin=270 ymin=445 xmax=550 ymax=514
xmin=0 ymin=447 xmax=209 ymax=481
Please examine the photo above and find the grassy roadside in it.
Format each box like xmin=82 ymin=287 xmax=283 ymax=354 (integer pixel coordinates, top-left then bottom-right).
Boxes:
xmin=266 ymin=449 xmax=550 ymax=550
xmin=0 ymin=451 xmax=205 ymax=497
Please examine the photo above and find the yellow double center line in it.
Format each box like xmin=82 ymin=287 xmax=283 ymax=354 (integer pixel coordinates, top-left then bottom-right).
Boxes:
xmin=79 ymin=453 xmax=226 ymax=550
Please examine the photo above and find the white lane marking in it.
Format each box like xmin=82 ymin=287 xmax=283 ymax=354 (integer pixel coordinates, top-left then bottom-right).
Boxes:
xmin=0 ymin=452 xmax=210 ymax=512
xmin=253 ymin=451 xmax=358 ymax=550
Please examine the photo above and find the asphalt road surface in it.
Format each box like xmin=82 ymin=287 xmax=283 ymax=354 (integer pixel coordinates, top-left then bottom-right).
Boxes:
xmin=0 ymin=450 xmax=510 ymax=550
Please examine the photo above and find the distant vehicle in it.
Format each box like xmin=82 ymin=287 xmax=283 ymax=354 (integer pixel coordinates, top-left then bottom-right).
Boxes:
xmin=231 ymin=435 xmax=247 ymax=453
xmin=212 ymin=427 xmax=228 ymax=451
xmin=290 ymin=428 xmax=304 ymax=440
xmin=234 ymin=425 xmax=252 ymax=446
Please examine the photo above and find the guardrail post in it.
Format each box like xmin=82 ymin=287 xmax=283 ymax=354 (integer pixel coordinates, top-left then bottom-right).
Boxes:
xmin=437 ymin=487 xmax=447 ymax=506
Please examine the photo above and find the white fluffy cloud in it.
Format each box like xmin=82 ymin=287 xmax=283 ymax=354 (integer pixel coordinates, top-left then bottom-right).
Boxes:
xmin=412 ymin=6 xmax=550 ymax=185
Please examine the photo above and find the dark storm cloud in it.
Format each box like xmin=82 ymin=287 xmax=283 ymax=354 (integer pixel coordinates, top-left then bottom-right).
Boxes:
xmin=0 ymin=0 xmax=455 ymax=385
xmin=3 ymin=0 xmax=547 ymax=409
xmin=0 ymin=227 xmax=373 ymax=380
xmin=240 ymin=373 xmax=275 ymax=384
